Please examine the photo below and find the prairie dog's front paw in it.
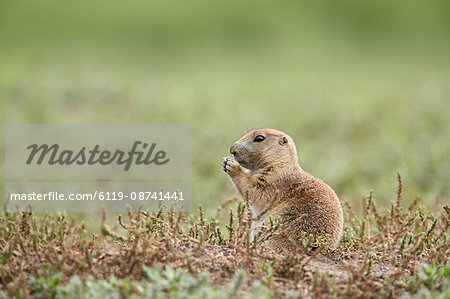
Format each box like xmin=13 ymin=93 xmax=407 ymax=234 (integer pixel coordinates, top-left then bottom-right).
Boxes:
xmin=222 ymin=156 xmax=241 ymax=176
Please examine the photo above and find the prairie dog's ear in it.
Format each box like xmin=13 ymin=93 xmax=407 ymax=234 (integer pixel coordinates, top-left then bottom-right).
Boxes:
xmin=279 ymin=136 xmax=288 ymax=145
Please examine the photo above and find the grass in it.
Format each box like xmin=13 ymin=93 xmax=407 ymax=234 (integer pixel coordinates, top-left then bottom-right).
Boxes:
xmin=0 ymin=176 xmax=448 ymax=298
xmin=1 ymin=1 xmax=450 ymax=216
xmin=2 ymin=45 xmax=449 ymax=216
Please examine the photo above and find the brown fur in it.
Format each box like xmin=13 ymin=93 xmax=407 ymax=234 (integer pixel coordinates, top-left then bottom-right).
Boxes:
xmin=222 ymin=128 xmax=343 ymax=251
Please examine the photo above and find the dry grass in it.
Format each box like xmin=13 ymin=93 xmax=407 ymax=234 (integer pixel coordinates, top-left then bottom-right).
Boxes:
xmin=0 ymin=175 xmax=449 ymax=298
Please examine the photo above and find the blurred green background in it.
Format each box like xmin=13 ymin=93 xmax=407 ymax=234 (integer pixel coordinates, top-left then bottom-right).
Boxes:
xmin=1 ymin=0 xmax=449 ymax=218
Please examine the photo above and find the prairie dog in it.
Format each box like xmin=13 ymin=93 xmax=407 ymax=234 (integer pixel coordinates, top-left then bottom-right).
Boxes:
xmin=222 ymin=128 xmax=343 ymax=250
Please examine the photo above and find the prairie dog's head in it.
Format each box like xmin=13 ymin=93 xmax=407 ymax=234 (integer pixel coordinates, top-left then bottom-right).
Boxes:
xmin=230 ymin=128 xmax=298 ymax=171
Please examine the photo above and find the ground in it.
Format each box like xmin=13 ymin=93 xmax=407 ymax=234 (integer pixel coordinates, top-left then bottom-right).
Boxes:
xmin=0 ymin=177 xmax=448 ymax=298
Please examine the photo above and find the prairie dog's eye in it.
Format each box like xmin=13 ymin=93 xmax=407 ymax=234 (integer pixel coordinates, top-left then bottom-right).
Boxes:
xmin=253 ymin=135 xmax=265 ymax=142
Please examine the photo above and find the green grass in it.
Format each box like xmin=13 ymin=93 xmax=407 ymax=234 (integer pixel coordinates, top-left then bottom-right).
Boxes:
xmin=1 ymin=1 xmax=449 ymax=214
xmin=2 ymin=44 xmax=449 ymax=215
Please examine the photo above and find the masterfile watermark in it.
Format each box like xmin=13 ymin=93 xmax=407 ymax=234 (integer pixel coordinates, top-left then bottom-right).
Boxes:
xmin=6 ymin=181 xmax=192 ymax=213
xmin=26 ymin=141 xmax=170 ymax=171
xmin=5 ymin=124 xmax=192 ymax=212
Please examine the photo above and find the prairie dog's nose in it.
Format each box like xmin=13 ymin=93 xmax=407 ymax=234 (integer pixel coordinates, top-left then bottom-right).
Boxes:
xmin=230 ymin=143 xmax=238 ymax=155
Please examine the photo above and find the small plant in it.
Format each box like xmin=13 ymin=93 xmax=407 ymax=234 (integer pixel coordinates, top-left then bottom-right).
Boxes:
xmin=263 ymin=261 xmax=276 ymax=285
xmin=227 ymin=269 xmax=247 ymax=298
